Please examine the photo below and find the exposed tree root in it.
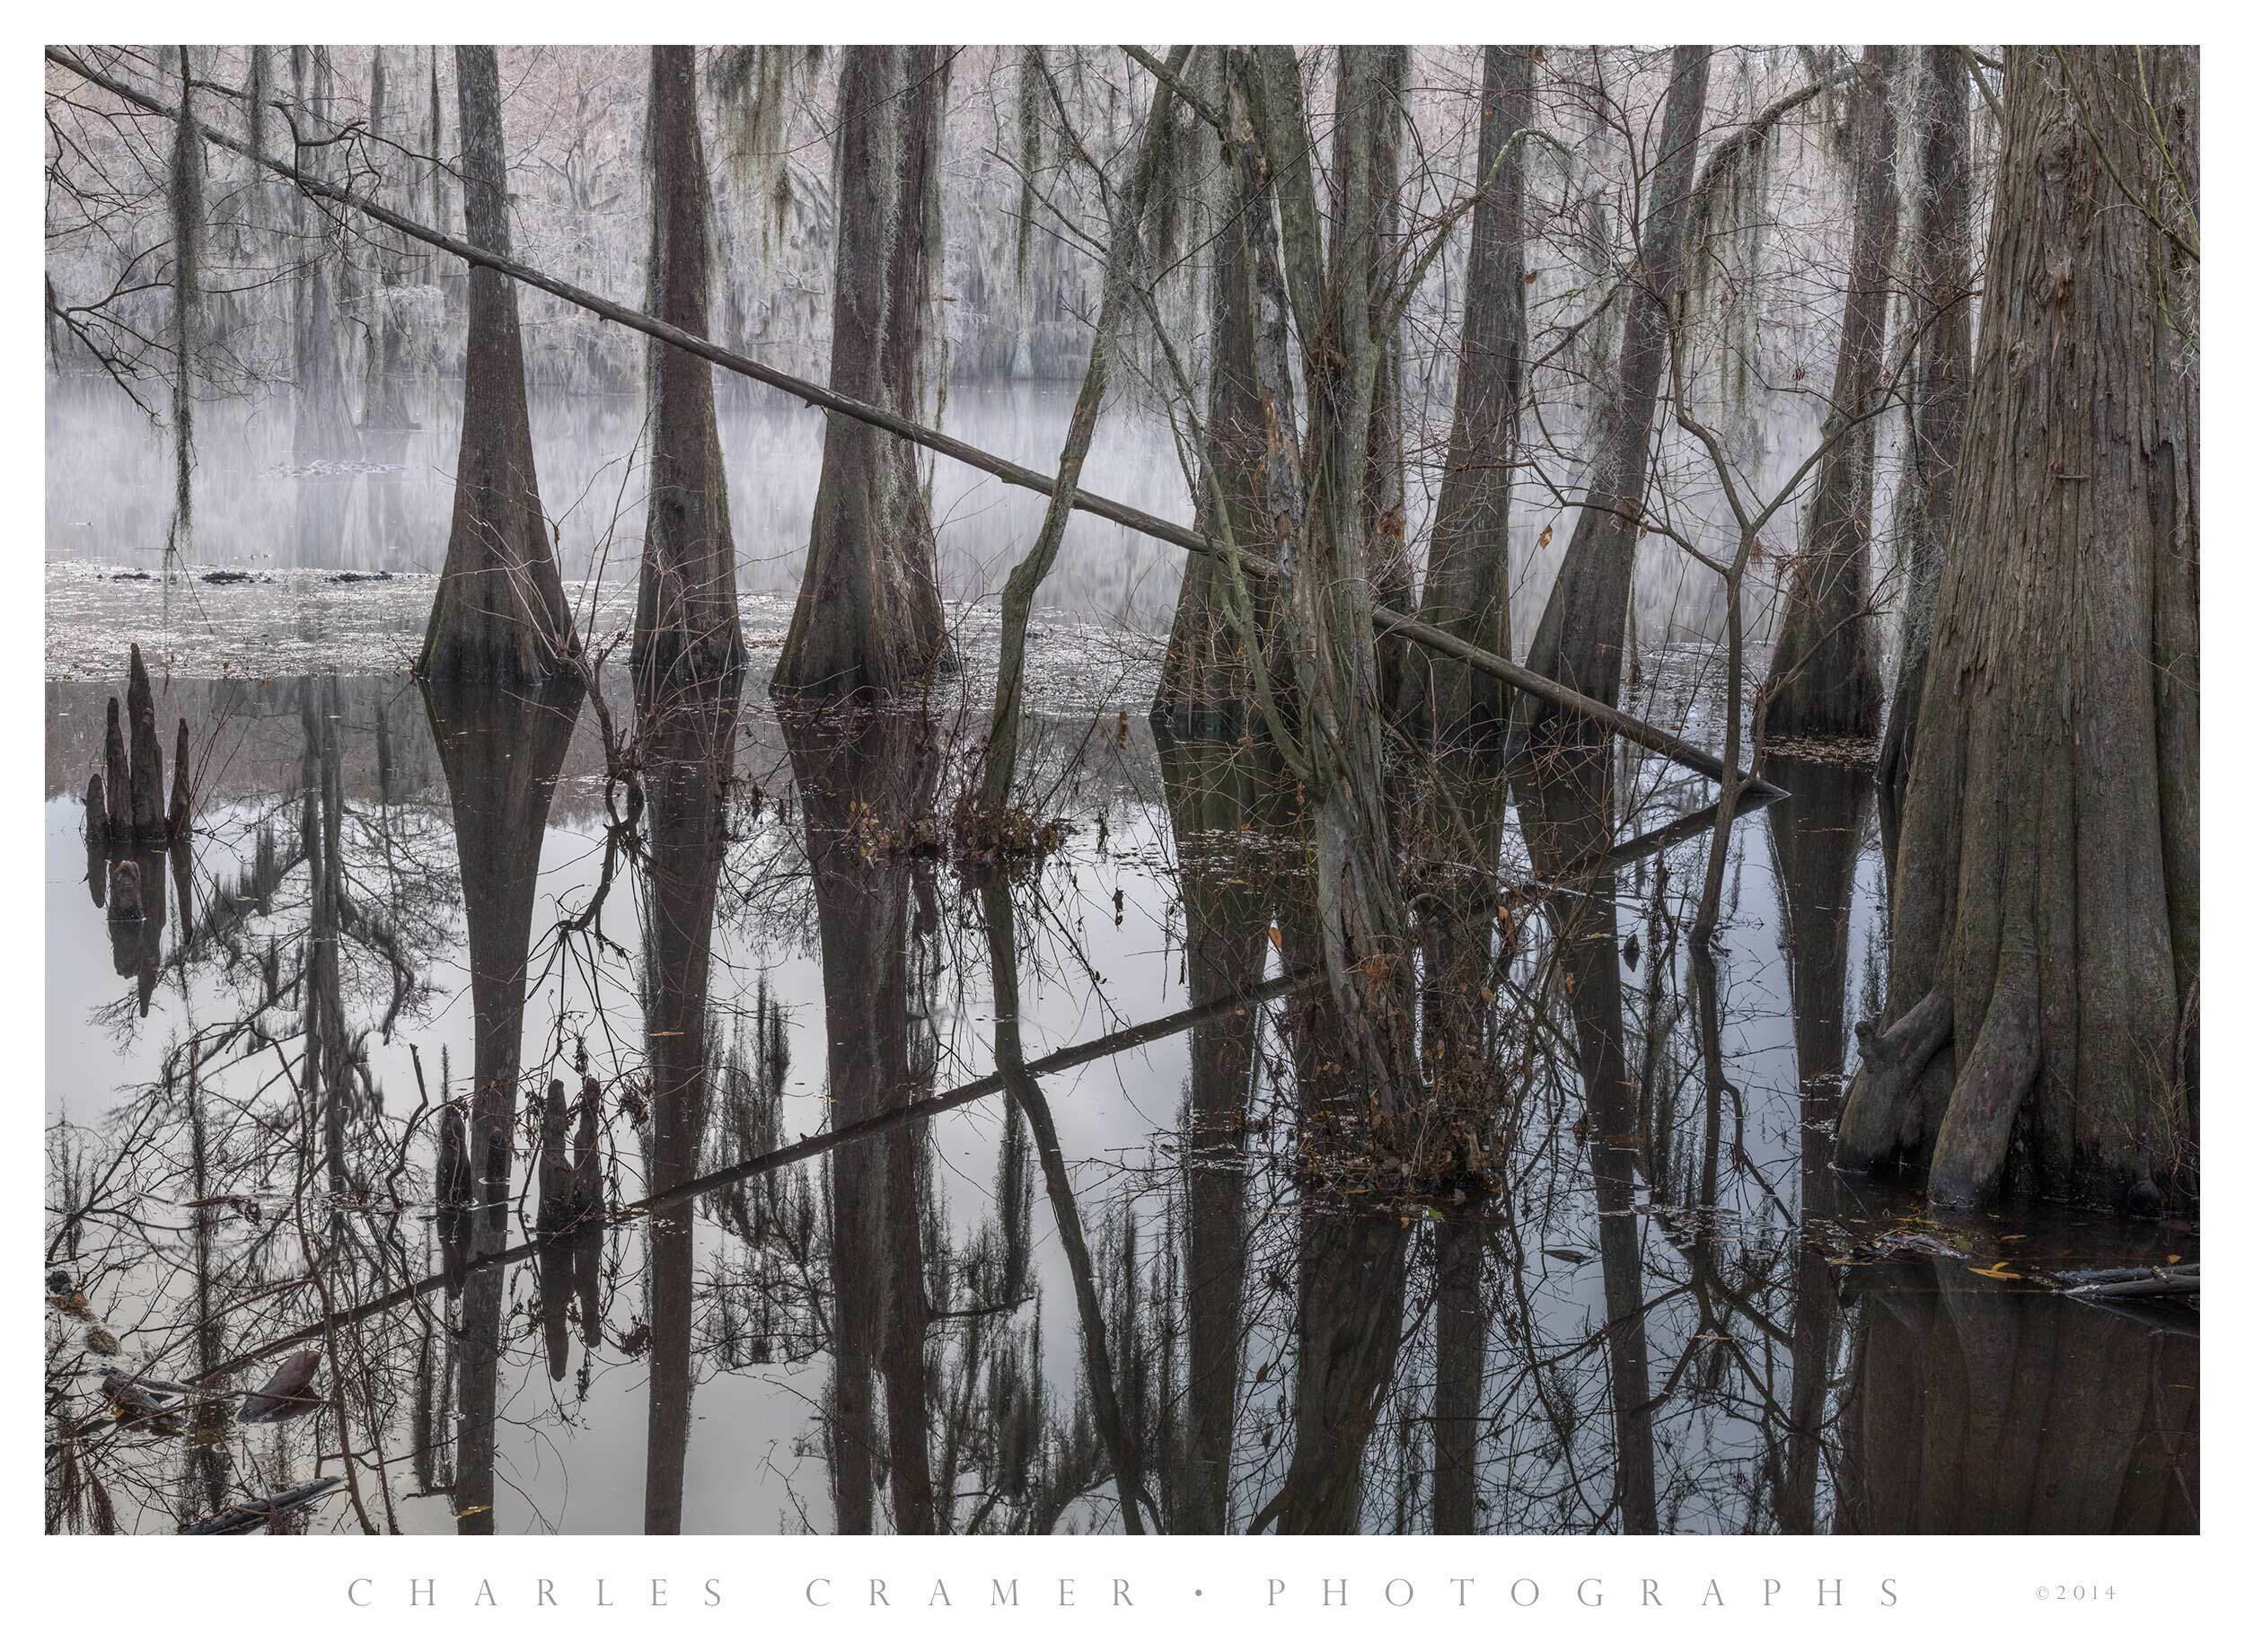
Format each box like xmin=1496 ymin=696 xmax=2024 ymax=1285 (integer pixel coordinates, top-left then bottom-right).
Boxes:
xmin=1927 ymin=945 xmax=2040 ymax=1208
xmin=1836 ymin=987 xmax=1951 ymax=1169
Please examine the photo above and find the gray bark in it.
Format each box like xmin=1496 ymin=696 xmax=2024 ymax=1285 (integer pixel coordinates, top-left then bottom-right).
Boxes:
xmin=1838 ymin=46 xmax=2197 ymax=1211
xmin=417 ymin=46 xmax=580 ymax=681
xmin=1763 ymin=46 xmax=1900 ymax=739
xmin=166 ymin=45 xmax=199 ymax=567
xmin=288 ymin=48 xmax=358 ymax=464
xmin=1240 ymin=44 xmax=1420 ymax=1117
xmin=772 ymin=46 xmax=952 ymax=697
xmin=1155 ymin=49 xmax=1268 ymax=734
xmin=1879 ymin=47 xmax=1976 ymax=818
xmin=127 ymin=644 xmax=165 ymax=841
xmin=633 ymin=46 xmax=744 ymax=689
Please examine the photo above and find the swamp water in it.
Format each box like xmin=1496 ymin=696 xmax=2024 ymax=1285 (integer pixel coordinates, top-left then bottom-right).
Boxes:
xmin=45 ymin=382 xmax=2194 ymax=1536
xmin=44 ymin=646 xmax=2198 ymax=1535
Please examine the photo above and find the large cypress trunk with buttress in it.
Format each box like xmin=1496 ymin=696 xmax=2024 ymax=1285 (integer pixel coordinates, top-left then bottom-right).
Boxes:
xmin=771 ymin=47 xmax=952 ymax=698
xmin=418 ymin=46 xmax=580 ymax=681
xmin=634 ymin=46 xmax=744 ymax=690
xmin=1837 ymin=46 xmax=2197 ymax=1212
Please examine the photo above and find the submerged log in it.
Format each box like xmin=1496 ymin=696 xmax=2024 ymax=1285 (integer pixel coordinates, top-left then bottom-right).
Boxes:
xmin=180 ymin=1476 xmax=344 ymax=1534
xmin=2058 ymin=1263 xmax=2199 ymax=1304
xmin=238 ymin=1346 xmax=323 ymax=1424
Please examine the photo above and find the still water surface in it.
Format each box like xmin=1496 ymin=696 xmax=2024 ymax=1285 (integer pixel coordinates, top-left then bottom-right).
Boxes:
xmin=44 ymin=647 xmax=2197 ymax=1535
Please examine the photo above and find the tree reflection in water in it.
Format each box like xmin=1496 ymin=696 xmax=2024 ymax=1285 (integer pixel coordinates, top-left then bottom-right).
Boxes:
xmin=43 ymin=669 xmax=2197 ymax=1535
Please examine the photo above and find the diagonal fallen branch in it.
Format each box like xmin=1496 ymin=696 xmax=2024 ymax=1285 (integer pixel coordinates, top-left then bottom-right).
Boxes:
xmin=48 ymin=46 xmax=1780 ymax=803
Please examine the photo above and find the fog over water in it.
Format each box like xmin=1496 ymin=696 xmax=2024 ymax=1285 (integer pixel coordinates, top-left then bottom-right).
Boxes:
xmin=48 ymin=372 xmax=1828 ymax=661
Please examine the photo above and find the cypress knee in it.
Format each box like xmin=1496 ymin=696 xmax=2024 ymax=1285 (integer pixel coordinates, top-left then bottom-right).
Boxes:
xmin=102 ymin=698 xmax=131 ymax=842
xmin=168 ymin=716 xmax=192 ymax=838
xmin=127 ymin=645 xmax=166 ymax=841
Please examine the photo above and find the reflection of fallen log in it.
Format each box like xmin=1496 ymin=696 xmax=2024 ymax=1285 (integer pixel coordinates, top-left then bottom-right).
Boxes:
xmin=2058 ymin=1263 xmax=2198 ymax=1304
xmin=188 ymin=786 xmax=1775 ymax=1386
xmin=180 ymin=1477 xmax=344 ymax=1534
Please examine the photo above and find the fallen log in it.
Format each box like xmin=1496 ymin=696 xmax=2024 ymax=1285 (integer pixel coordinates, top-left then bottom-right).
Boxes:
xmin=46 ymin=47 xmax=1778 ymax=804
xmin=2056 ymin=1262 xmax=2198 ymax=1303
xmin=180 ymin=1476 xmax=345 ymax=1535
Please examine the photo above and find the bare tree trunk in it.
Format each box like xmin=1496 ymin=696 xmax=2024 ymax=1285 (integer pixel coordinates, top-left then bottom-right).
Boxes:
xmin=1409 ymin=47 xmax=1533 ymax=751
xmin=1510 ymin=47 xmax=1711 ymax=749
xmin=1240 ymin=44 xmax=1420 ymax=1118
xmin=166 ymin=46 xmax=200 ymax=573
xmin=418 ymin=46 xmax=579 ymax=681
xmin=772 ymin=46 xmax=952 ymax=697
xmin=288 ymin=47 xmax=358 ymax=465
xmin=102 ymin=697 xmax=130 ymax=842
xmin=1838 ymin=46 xmax=2197 ymax=1211
xmin=978 ymin=48 xmax=1189 ymax=814
xmin=1333 ymin=47 xmax=1415 ymax=709
xmin=126 ymin=644 xmax=165 ymax=841
xmin=1155 ymin=54 xmax=1267 ymax=736
xmin=361 ymin=47 xmax=410 ymax=435
xmin=1878 ymin=46 xmax=1976 ymax=822
xmin=1763 ymin=45 xmax=1900 ymax=739
xmin=634 ymin=46 xmax=744 ymax=690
